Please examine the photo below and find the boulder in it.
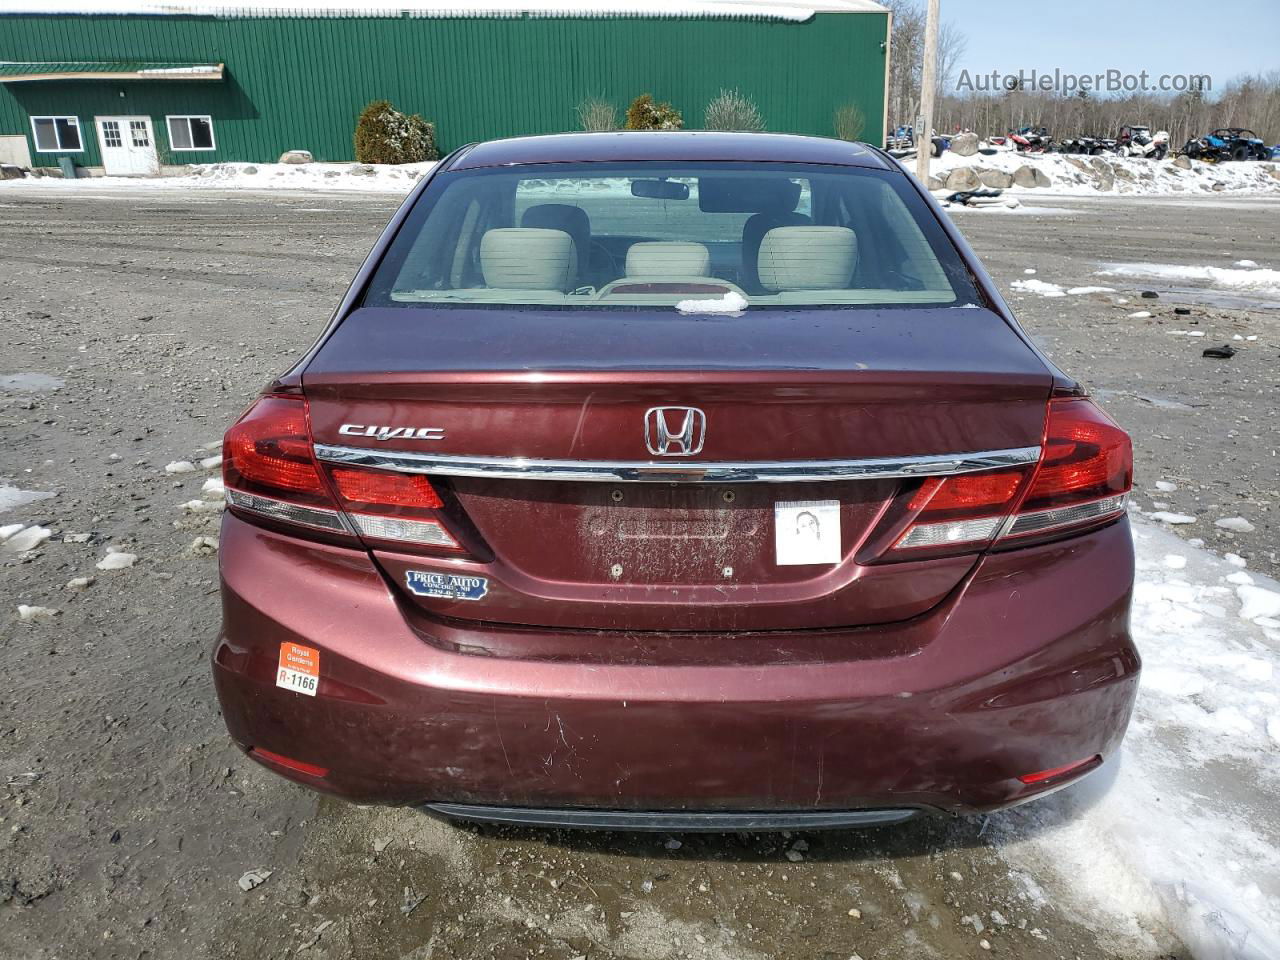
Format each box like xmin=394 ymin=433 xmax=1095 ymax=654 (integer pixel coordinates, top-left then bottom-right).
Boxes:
xmin=1012 ymin=165 xmax=1051 ymax=188
xmin=949 ymin=132 xmax=980 ymax=157
xmin=926 ymin=175 xmax=945 ymax=190
xmin=1173 ymin=154 xmax=1192 ymax=170
xmin=0 ymin=163 xmax=25 ymax=180
xmin=350 ymin=164 xmax=376 ymax=176
xmin=976 ymin=168 xmax=1013 ymax=189
xmin=278 ymin=150 xmax=313 ymax=165
xmin=944 ymin=167 xmax=981 ymax=191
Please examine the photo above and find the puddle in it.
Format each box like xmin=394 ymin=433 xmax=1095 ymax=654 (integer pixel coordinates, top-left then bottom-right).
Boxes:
xmin=0 ymin=484 xmax=56 ymax=514
xmin=0 ymin=372 xmax=64 ymax=392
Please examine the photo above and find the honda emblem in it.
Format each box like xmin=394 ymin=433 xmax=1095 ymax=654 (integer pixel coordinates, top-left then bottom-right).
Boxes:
xmin=644 ymin=406 xmax=706 ymax=457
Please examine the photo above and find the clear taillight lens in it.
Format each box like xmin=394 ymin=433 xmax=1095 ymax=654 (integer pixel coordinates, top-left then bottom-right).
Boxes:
xmin=223 ymin=395 xmax=460 ymax=551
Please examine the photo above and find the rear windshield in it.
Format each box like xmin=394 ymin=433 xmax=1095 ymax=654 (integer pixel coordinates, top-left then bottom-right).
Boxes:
xmin=363 ymin=161 xmax=980 ymax=310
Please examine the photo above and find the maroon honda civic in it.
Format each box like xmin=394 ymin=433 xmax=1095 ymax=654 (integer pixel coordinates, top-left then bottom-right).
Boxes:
xmin=212 ymin=132 xmax=1138 ymax=830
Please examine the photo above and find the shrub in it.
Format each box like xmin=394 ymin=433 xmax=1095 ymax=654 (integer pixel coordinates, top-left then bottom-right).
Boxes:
xmin=833 ymin=103 xmax=865 ymax=142
xmin=354 ymin=99 xmax=439 ymax=164
xmin=703 ymin=88 xmax=765 ymax=132
xmin=576 ymin=96 xmax=619 ymax=132
xmin=625 ymin=94 xmax=683 ymax=131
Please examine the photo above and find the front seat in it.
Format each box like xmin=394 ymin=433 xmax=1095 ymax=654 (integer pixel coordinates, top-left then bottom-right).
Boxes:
xmin=521 ymin=204 xmax=591 ymax=285
xmin=740 ymin=212 xmax=811 ymax=291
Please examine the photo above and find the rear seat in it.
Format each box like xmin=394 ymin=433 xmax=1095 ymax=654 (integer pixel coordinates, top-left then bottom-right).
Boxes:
xmin=624 ymin=241 xmax=712 ymax=279
xmin=455 ymin=227 xmax=577 ymax=301
xmin=757 ymin=226 xmax=857 ymax=291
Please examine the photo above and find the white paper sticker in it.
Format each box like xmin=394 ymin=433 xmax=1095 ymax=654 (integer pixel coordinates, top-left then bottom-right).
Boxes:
xmin=774 ymin=499 xmax=841 ymax=566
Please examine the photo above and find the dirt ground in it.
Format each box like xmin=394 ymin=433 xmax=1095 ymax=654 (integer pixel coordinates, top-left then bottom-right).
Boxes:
xmin=1 ymin=184 xmax=1276 ymax=960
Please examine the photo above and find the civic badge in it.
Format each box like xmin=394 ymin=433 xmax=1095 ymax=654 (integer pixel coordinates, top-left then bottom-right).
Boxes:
xmin=644 ymin=406 xmax=706 ymax=457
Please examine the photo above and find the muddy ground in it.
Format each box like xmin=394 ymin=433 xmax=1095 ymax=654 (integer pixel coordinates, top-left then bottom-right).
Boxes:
xmin=1 ymin=185 xmax=1276 ymax=960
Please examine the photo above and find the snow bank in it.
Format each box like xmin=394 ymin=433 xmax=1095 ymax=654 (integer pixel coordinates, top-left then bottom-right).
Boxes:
xmin=995 ymin=519 xmax=1280 ymax=959
xmin=930 ymin=146 xmax=1280 ymax=197
xmin=2 ymin=160 xmax=438 ymax=195
xmin=1098 ymin=261 xmax=1280 ymax=297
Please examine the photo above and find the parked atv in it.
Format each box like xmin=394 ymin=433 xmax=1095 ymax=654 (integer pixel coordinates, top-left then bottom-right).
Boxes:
xmin=1009 ymin=126 xmax=1053 ymax=153
xmin=1185 ymin=128 xmax=1269 ymax=162
xmin=1117 ymin=124 xmax=1169 ymax=159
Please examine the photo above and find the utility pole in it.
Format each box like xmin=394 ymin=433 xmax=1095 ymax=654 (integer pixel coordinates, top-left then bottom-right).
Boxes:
xmin=915 ymin=0 xmax=940 ymax=183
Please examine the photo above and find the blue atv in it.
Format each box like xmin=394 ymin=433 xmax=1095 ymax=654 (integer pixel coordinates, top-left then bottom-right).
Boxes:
xmin=1183 ymin=128 xmax=1269 ymax=162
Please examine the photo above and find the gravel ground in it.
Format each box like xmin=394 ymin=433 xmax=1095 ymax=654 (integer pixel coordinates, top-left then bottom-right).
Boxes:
xmin=2 ymin=184 xmax=1275 ymax=960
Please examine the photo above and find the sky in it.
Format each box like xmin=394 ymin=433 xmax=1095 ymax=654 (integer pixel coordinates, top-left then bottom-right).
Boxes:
xmin=940 ymin=0 xmax=1278 ymax=98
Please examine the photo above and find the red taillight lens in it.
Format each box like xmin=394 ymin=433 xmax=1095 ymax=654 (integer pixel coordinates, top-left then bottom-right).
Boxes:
xmin=223 ymin=395 xmax=337 ymax=515
xmin=222 ymin=395 xmax=460 ymax=550
xmin=886 ymin=397 xmax=1132 ymax=558
xmin=1020 ymin=398 xmax=1132 ymax=513
xmin=330 ymin=467 xmax=443 ymax=510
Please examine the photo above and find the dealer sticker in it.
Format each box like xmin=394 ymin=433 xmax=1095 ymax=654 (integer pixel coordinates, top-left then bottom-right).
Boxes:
xmin=277 ymin=642 xmax=320 ymax=697
xmin=405 ymin=570 xmax=489 ymax=601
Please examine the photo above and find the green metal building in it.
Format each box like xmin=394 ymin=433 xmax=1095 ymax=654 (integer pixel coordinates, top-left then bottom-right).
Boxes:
xmin=0 ymin=2 xmax=889 ymax=176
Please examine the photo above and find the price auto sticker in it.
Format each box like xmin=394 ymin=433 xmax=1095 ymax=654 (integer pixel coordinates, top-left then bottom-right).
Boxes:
xmin=277 ymin=642 xmax=320 ymax=696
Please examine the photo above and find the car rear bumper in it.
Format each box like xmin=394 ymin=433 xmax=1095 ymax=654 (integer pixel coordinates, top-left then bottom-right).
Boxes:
xmin=212 ymin=513 xmax=1139 ymax=816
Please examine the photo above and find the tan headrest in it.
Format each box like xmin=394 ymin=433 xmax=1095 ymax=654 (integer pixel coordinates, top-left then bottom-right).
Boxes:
xmin=480 ymin=228 xmax=576 ymax=290
xmin=625 ymin=241 xmax=711 ymax=279
xmin=758 ymin=226 xmax=857 ymax=291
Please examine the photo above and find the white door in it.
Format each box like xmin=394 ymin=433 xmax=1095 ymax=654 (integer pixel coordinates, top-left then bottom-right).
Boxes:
xmin=95 ymin=116 xmax=158 ymax=176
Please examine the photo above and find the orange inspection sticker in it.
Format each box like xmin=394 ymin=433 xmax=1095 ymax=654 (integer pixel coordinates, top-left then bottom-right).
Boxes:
xmin=277 ymin=642 xmax=320 ymax=697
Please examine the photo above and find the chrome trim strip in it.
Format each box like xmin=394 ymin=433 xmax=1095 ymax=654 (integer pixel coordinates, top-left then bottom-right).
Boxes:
xmin=313 ymin=444 xmax=1042 ymax=484
xmin=422 ymin=803 xmax=920 ymax=832
xmin=1002 ymin=493 xmax=1128 ymax=538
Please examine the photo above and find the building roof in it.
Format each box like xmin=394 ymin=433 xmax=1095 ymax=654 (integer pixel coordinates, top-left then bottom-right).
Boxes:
xmin=5 ymin=0 xmax=887 ymax=20
xmin=0 ymin=60 xmax=224 ymax=81
xmin=448 ymin=131 xmax=890 ymax=170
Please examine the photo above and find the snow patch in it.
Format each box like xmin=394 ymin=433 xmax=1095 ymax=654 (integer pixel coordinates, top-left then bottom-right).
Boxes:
xmin=0 ymin=484 xmax=55 ymax=514
xmin=675 ymin=291 xmax=748 ymax=315
xmin=1098 ymin=262 xmax=1280 ymax=296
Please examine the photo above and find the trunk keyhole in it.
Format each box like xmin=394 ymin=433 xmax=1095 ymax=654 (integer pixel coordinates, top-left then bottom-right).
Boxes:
xmin=722 ymin=490 xmax=736 ymax=504
xmin=611 ymin=489 xmax=624 ymax=503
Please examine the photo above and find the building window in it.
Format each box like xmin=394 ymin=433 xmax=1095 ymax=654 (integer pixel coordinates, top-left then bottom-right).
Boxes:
xmin=31 ymin=116 xmax=83 ymax=152
xmin=166 ymin=115 xmax=215 ymax=151
xmin=101 ymin=120 xmax=122 ymax=148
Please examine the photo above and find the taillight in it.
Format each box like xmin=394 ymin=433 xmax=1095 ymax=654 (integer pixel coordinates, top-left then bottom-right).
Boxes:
xmin=223 ymin=395 xmax=460 ymax=550
xmin=883 ymin=397 xmax=1131 ymax=559
xmin=1002 ymin=398 xmax=1132 ymax=540
xmin=223 ymin=396 xmax=347 ymax=533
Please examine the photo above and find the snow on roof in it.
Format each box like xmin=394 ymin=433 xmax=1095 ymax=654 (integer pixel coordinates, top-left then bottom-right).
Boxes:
xmin=4 ymin=0 xmax=888 ymax=20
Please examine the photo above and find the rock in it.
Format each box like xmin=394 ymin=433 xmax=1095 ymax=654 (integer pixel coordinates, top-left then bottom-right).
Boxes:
xmin=189 ymin=536 xmax=219 ymax=556
xmin=1012 ymin=165 xmax=1051 ymax=188
xmin=62 ymin=533 xmax=91 ymax=543
xmin=96 ymin=551 xmax=137 ymax=571
xmin=976 ymin=167 xmax=1013 ymax=189
xmin=949 ymin=132 xmax=980 ymax=157
xmin=164 ymin=460 xmax=197 ymax=474
xmin=350 ymin=164 xmax=376 ymax=176
xmin=848 ymin=907 xmax=862 ymax=918
xmin=65 ymin=576 xmax=95 ymax=591
xmin=1173 ymin=154 xmax=1192 ymax=169
xmin=1215 ymin=516 xmax=1254 ymax=533
xmin=241 ymin=165 xmax=258 ymax=175
xmin=4 ymin=526 xmax=52 ymax=552
xmin=0 ymin=164 xmax=26 ymax=180
xmin=237 ymin=868 xmax=272 ymax=892
xmin=372 ymin=837 xmax=393 ymax=853
xmin=663 ymin=838 xmax=682 ymax=850
xmin=1114 ymin=165 xmax=1134 ymax=180
xmin=181 ymin=499 xmax=224 ymax=514
xmin=926 ymin=174 xmax=945 ymax=190
xmin=278 ymin=150 xmax=313 ymax=165
xmin=17 ymin=605 xmax=59 ymax=622
xmin=945 ymin=167 xmax=981 ymax=191
xmin=1141 ymin=290 xmax=1159 ymax=299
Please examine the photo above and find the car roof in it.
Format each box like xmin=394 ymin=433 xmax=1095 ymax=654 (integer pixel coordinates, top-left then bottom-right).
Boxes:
xmin=446 ymin=131 xmax=893 ymax=171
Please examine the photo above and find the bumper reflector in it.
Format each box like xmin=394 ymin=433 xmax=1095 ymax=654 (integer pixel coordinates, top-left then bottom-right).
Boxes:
xmin=226 ymin=488 xmax=347 ymax=533
xmin=250 ymin=747 xmax=328 ymax=778
xmin=1017 ymin=754 xmax=1101 ymax=785
xmin=349 ymin=513 xmax=459 ymax=548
